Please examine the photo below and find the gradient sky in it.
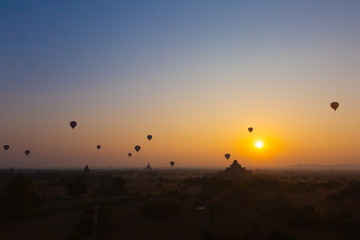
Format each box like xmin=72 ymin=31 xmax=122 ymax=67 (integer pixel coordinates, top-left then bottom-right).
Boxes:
xmin=1 ymin=0 xmax=360 ymax=168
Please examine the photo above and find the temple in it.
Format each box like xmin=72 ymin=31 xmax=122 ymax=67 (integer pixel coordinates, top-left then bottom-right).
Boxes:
xmin=145 ymin=162 xmax=152 ymax=170
xmin=83 ymin=164 xmax=90 ymax=174
xmin=221 ymin=160 xmax=251 ymax=176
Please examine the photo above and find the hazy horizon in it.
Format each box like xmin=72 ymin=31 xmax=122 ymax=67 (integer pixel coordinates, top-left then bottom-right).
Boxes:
xmin=2 ymin=1 xmax=360 ymax=168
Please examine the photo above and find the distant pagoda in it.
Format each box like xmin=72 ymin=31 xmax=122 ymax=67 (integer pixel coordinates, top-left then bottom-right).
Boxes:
xmin=83 ymin=164 xmax=90 ymax=174
xmin=145 ymin=162 xmax=152 ymax=170
xmin=222 ymin=160 xmax=251 ymax=176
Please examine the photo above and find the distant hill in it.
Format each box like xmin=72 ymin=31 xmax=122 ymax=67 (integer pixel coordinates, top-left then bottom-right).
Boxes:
xmin=287 ymin=163 xmax=360 ymax=170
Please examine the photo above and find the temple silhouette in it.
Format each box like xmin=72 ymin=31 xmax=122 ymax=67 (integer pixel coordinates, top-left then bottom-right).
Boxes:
xmin=145 ymin=162 xmax=152 ymax=170
xmin=220 ymin=160 xmax=252 ymax=176
xmin=83 ymin=164 xmax=90 ymax=174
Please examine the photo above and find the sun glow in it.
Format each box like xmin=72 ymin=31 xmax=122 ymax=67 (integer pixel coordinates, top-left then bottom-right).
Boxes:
xmin=255 ymin=141 xmax=264 ymax=149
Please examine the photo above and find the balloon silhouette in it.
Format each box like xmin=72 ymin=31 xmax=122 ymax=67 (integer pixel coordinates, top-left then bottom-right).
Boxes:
xmin=3 ymin=145 xmax=9 ymax=151
xmin=170 ymin=161 xmax=175 ymax=167
xmin=25 ymin=150 xmax=30 ymax=156
xmin=248 ymin=127 xmax=253 ymax=133
xmin=330 ymin=102 xmax=339 ymax=111
xmin=225 ymin=153 xmax=230 ymax=160
xmin=147 ymin=135 xmax=152 ymax=141
xmin=128 ymin=153 xmax=132 ymax=157
xmin=97 ymin=145 xmax=101 ymax=150
xmin=70 ymin=121 xmax=77 ymax=129
xmin=135 ymin=145 xmax=141 ymax=152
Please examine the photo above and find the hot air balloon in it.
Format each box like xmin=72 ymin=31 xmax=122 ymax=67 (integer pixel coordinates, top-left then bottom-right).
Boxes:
xmin=3 ymin=145 xmax=9 ymax=151
xmin=128 ymin=153 xmax=132 ymax=157
xmin=248 ymin=127 xmax=253 ymax=133
xmin=147 ymin=135 xmax=152 ymax=141
xmin=330 ymin=102 xmax=339 ymax=111
xmin=135 ymin=145 xmax=141 ymax=152
xmin=97 ymin=145 xmax=101 ymax=150
xmin=170 ymin=161 xmax=175 ymax=167
xmin=225 ymin=153 xmax=230 ymax=160
xmin=70 ymin=121 xmax=77 ymax=129
xmin=25 ymin=150 xmax=30 ymax=156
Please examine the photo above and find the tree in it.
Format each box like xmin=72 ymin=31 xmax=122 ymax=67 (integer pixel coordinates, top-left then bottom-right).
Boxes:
xmin=111 ymin=176 xmax=125 ymax=195
xmin=67 ymin=176 xmax=88 ymax=197
xmin=0 ymin=174 xmax=41 ymax=220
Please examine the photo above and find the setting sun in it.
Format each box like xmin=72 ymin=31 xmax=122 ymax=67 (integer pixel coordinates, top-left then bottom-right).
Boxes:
xmin=255 ymin=141 xmax=264 ymax=149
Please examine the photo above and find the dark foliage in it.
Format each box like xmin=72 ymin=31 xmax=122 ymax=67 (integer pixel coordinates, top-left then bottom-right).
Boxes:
xmin=95 ymin=176 xmax=126 ymax=196
xmin=142 ymin=200 xmax=180 ymax=218
xmin=66 ymin=176 xmax=88 ymax=197
xmin=0 ymin=174 xmax=41 ymax=220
